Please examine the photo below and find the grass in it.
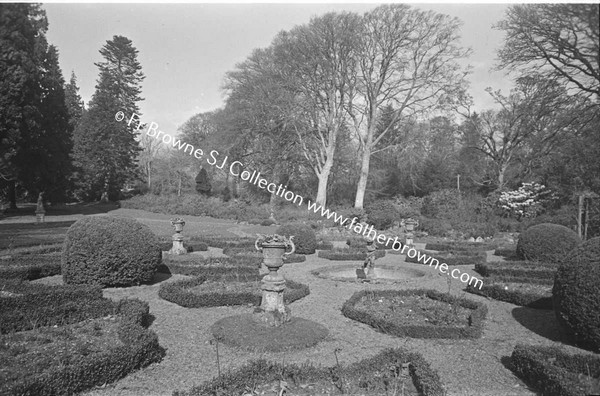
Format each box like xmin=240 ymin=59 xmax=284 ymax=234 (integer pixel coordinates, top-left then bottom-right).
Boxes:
xmin=211 ymin=314 xmax=329 ymax=353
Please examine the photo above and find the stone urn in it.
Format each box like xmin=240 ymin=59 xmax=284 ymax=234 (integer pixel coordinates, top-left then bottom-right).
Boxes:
xmin=254 ymin=234 xmax=295 ymax=326
xmin=401 ymin=218 xmax=419 ymax=247
xmin=35 ymin=192 xmax=46 ymax=224
xmin=169 ymin=217 xmax=187 ymax=255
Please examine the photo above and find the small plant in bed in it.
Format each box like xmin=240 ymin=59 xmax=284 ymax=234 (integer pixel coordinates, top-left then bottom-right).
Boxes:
xmin=509 ymin=344 xmax=600 ymax=396
xmin=342 ymin=289 xmax=487 ymax=339
xmin=175 ymin=347 xmax=445 ymax=396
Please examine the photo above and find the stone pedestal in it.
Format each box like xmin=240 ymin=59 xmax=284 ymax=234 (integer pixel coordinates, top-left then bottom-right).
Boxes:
xmin=254 ymin=237 xmax=295 ymax=327
xmin=35 ymin=192 xmax=45 ymax=224
xmin=169 ymin=218 xmax=187 ymax=255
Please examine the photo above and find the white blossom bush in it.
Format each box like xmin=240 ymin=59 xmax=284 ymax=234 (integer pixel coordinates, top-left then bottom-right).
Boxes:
xmin=498 ymin=183 xmax=555 ymax=220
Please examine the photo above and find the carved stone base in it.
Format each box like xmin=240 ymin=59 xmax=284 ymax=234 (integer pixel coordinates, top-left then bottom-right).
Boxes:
xmin=253 ymin=306 xmax=292 ymax=327
xmin=169 ymin=234 xmax=187 ymax=255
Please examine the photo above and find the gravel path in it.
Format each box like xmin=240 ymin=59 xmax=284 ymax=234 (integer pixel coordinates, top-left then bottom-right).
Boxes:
xmin=76 ymin=249 xmax=585 ymax=396
xmin=11 ymin=209 xmax=585 ymax=396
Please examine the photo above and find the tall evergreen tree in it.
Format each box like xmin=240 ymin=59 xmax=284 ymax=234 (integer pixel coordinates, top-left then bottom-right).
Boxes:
xmin=1 ymin=4 xmax=72 ymax=205
xmin=73 ymin=35 xmax=144 ymax=201
xmin=64 ymin=72 xmax=84 ymax=130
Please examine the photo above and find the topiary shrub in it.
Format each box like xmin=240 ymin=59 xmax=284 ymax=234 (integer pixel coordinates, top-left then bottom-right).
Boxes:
xmin=61 ymin=217 xmax=162 ymax=287
xmin=365 ymin=200 xmax=400 ymax=230
xmin=277 ymin=223 xmax=317 ymax=255
xmin=516 ymin=223 xmax=580 ymax=263
xmin=553 ymin=237 xmax=600 ymax=352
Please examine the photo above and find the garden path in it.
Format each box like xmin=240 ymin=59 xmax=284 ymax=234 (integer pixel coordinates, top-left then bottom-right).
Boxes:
xmin=81 ymin=245 xmax=579 ymax=396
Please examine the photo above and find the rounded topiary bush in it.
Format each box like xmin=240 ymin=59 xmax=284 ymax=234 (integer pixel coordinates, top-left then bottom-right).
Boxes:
xmin=277 ymin=223 xmax=317 ymax=255
xmin=62 ymin=216 xmax=161 ymax=287
xmin=552 ymin=237 xmax=600 ymax=352
xmin=516 ymin=223 xmax=580 ymax=263
xmin=365 ymin=200 xmax=399 ymax=230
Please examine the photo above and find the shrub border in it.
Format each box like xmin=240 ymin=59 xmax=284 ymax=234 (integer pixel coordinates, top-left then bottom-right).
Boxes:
xmin=405 ymin=250 xmax=485 ymax=266
xmin=0 ymin=255 xmax=62 ymax=280
xmin=465 ymin=277 xmax=553 ymax=309
xmin=174 ymin=347 xmax=445 ymax=396
xmin=509 ymin=344 xmax=600 ymax=396
xmin=342 ymin=289 xmax=487 ymax=339
xmin=158 ymin=276 xmax=310 ymax=308
xmin=0 ymin=299 xmax=165 ymax=395
xmin=317 ymin=249 xmax=386 ymax=261
xmin=474 ymin=261 xmax=557 ymax=280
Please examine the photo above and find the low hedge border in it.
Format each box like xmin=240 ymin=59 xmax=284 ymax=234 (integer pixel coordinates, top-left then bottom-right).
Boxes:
xmin=465 ymin=277 xmax=553 ymax=309
xmin=342 ymin=289 xmax=487 ymax=339
xmin=158 ymin=276 xmax=310 ymax=308
xmin=1 ymin=298 xmax=165 ymax=396
xmin=509 ymin=344 xmax=600 ymax=396
xmin=191 ymin=236 xmax=256 ymax=249
xmin=317 ymin=249 xmax=386 ymax=261
xmin=0 ymin=255 xmax=62 ymax=280
xmin=0 ymin=281 xmax=113 ymax=334
xmin=282 ymin=253 xmax=306 ymax=263
xmin=158 ymin=255 xmax=262 ymax=276
xmin=346 ymin=236 xmax=401 ymax=250
xmin=315 ymin=241 xmax=334 ymax=250
xmin=405 ymin=250 xmax=486 ymax=266
xmin=159 ymin=242 xmax=209 ymax=253
xmin=493 ymin=247 xmax=517 ymax=258
xmin=425 ymin=241 xmax=498 ymax=252
xmin=474 ymin=261 xmax=558 ymax=280
xmin=174 ymin=347 xmax=445 ymax=396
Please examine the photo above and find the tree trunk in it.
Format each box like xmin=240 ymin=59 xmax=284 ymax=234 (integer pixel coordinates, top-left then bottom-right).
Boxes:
xmin=8 ymin=180 xmax=17 ymax=209
xmin=578 ymin=194 xmax=584 ymax=239
xmin=497 ymin=163 xmax=509 ymax=191
xmin=354 ymin=146 xmax=371 ymax=209
xmin=147 ymin=162 xmax=151 ymax=189
xmin=315 ymin=146 xmax=335 ymax=207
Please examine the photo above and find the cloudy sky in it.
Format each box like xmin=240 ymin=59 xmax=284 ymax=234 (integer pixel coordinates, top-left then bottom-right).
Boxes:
xmin=43 ymin=3 xmax=514 ymax=135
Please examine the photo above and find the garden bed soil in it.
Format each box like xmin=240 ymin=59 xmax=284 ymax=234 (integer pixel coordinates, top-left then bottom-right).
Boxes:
xmin=354 ymin=293 xmax=472 ymax=327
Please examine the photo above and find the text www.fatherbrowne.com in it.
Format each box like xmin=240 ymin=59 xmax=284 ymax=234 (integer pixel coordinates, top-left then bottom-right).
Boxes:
xmin=119 ymin=111 xmax=484 ymax=290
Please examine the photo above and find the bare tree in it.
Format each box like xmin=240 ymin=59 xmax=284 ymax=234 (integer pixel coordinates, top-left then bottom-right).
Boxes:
xmin=465 ymin=76 xmax=584 ymax=190
xmin=496 ymin=4 xmax=599 ymax=98
xmin=347 ymin=4 xmax=470 ymax=209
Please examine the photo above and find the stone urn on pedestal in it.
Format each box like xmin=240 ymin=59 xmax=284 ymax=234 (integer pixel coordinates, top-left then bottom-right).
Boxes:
xmin=169 ymin=217 xmax=187 ymax=255
xmin=401 ymin=218 xmax=419 ymax=247
xmin=35 ymin=192 xmax=45 ymax=224
xmin=254 ymin=234 xmax=295 ymax=327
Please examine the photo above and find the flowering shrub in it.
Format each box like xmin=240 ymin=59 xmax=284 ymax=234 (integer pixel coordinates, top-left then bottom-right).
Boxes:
xmin=498 ymin=183 xmax=554 ymax=220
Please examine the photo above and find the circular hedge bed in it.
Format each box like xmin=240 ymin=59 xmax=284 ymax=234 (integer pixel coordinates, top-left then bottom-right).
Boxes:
xmin=62 ymin=217 xmax=162 ymax=287
xmin=553 ymin=237 xmax=600 ymax=352
xmin=159 ymin=276 xmax=310 ymax=308
xmin=516 ymin=223 xmax=580 ymax=263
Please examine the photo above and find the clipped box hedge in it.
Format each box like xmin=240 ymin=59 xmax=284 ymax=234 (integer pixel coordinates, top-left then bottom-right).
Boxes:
xmin=315 ymin=241 xmax=334 ymax=250
xmin=474 ymin=261 xmax=558 ymax=281
xmin=465 ymin=276 xmax=553 ymax=309
xmin=405 ymin=250 xmax=486 ymax=266
xmin=1 ymin=298 xmax=165 ymax=396
xmin=174 ymin=347 xmax=445 ymax=396
xmin=342 ymin=289 xmax=487 ymax=339
xmin=192 ymin=235 xmax=256 ymax=249
xmin=282 ymin=253 xmax=306 ymax=263
xmin=159 ymin=242 xmax=209 ymax=252
xmin=510 ymin=344 xmax=600 ymax=396
xmin=158 ymin=276 xmax=310 ymax=308
xmin=0 ymin=281 xmax=114 ymax=334
xmin=317 ymin=249 xmax=386 ymax=261
xmin=425 ymin=241 xmax=498 ymax=252
xmin=493 ymin=247 xmax=517 ymax=258
xmin=0 ymin=255 xmax=62 ymax=280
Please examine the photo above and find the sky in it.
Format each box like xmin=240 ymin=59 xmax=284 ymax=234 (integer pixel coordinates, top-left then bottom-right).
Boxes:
xmin=43 ymin=3 xmax=514 ymax=135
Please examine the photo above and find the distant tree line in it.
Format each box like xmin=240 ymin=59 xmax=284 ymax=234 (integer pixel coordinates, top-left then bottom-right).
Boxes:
xmin=1 ymin=3 xmax=598 ymax=212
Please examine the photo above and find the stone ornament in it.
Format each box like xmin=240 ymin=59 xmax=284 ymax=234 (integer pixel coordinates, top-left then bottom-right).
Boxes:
xmin=254 ymin=234 xmax=295 ymax=326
